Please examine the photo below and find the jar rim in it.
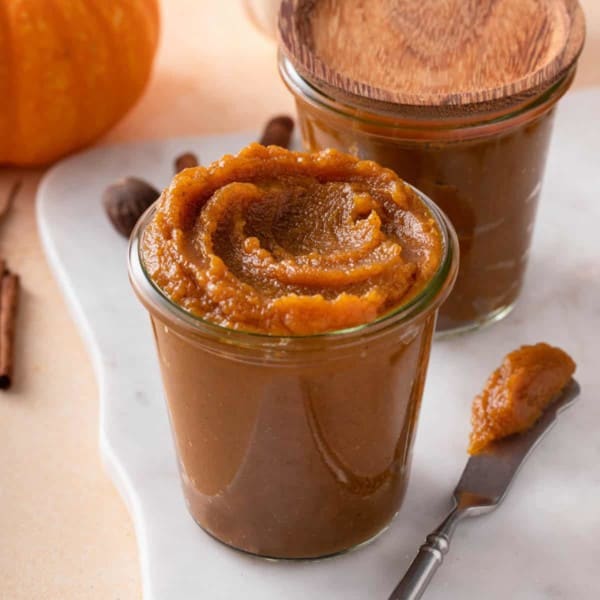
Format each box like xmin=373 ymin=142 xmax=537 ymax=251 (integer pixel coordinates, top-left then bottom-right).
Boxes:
xmin=279 ymin=53 xmax=575 ymax=137
xmin=128 ymin=185 xmax=458 ymax=351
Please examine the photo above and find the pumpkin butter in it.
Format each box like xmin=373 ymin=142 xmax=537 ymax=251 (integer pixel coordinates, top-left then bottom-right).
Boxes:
xmin=131 ymin=143 xmax=458 ymax=559
xmin=141 ymin=143 xmax=442 ymax=334
xmin=469 ymin=343 xmax=576 ymax=454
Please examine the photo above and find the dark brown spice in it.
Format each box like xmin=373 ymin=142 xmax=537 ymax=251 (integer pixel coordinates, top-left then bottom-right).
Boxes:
xmin=259 ymin=115 xmax=295 ymax=148
xmin=0 ymin=270 xmax=19 ymax=390
xmin=103 ymin=177 xmax=160 ymax=238
xmin=174 ymin=152 xmax=199 ymax=173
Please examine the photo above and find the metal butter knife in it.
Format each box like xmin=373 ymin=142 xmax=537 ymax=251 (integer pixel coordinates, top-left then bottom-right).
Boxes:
xmin=388 ymin=379 xmax=580 ymax=600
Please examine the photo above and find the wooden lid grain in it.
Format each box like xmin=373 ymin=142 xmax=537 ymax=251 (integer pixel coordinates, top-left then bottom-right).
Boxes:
xmin=278 ymin=0 xmax=585 ymax=117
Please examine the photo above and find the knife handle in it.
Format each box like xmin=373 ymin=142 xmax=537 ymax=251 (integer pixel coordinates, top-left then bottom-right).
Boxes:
xmin=388 ymin=532 xmax=449 ymax=600
xmin=388 ymin=505 xmax=465 ymax=600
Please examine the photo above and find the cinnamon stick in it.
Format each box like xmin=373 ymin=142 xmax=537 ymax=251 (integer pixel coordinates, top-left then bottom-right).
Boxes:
xmin=0 ymin=271 xmax=20 ymax=390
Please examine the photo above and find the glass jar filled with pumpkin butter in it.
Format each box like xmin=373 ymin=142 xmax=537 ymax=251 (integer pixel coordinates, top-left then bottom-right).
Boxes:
xmin=129 ymin=144 xmax=458 ymax=559
xmin=278 ymin=0 xmax=585 ymax=333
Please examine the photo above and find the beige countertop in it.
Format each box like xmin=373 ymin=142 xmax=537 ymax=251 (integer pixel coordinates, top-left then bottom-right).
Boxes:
xmin=0 ymin=1 xmax=598 ymax=598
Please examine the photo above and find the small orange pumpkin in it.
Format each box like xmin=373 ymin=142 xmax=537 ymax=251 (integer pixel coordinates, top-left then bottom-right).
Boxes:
xmin=0 ymin=0 xmax=160 ymax=166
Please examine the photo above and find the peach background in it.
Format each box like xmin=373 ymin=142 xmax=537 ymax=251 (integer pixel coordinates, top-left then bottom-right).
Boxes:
xmin=0 ymin=1 xmax=598 ymax=598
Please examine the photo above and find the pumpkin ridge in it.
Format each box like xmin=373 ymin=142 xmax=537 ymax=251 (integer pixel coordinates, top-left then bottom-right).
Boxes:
xmin=88 ymin=0 xmax=130 ymax=132
xmin=132 ymin=0 xmax=161 ymax=76
xmin=44 ymin=0 xmax=87 ymax=156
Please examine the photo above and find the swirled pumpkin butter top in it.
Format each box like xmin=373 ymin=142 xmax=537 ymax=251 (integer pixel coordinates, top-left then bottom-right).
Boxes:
xmin=141 ymin=144 xmax=443 ymax=335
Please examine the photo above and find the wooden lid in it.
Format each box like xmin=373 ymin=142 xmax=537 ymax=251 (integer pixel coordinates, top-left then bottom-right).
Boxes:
xmin=278 ymin=0 xmax=585 ymax=117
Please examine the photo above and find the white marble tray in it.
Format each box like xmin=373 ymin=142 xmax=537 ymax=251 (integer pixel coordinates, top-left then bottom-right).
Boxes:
xmin=37 ymin=89 xmax=600 ymax=600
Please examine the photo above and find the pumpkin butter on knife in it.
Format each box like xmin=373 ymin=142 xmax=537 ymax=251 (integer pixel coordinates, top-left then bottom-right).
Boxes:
xmin=469 ymin=343 xmax=576 ymax=454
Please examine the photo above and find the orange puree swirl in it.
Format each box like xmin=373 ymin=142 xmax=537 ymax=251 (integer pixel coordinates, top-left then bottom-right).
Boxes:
xmin=141 ymin=144 xmax=442 ymax=335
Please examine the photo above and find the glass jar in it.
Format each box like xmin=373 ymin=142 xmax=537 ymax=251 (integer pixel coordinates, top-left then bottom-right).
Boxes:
xmin=279 ymin=55 xmax=577 ymax=334
xmin=128 ymin=190 xmax=458 ymax=560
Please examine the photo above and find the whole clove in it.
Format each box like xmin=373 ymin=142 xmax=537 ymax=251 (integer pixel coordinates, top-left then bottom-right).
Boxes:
xmin=103 ymin=177 xmax=160 ymax=238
